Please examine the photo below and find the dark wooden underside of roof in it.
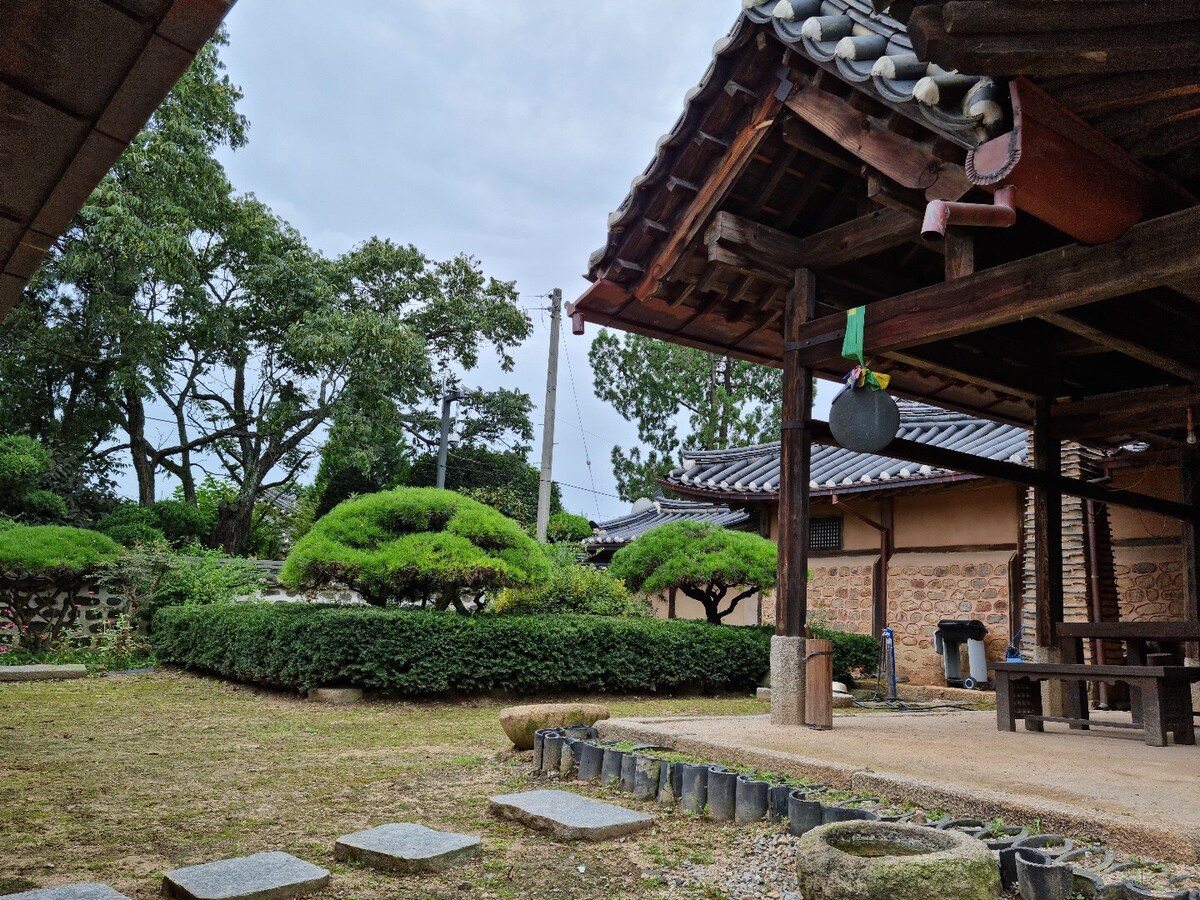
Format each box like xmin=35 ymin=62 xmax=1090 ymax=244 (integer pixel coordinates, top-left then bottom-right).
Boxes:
xmin=0 ymin=0 xmax=234 ymax=321
xmin=576 ymin=21 xmax=1200 ymax=449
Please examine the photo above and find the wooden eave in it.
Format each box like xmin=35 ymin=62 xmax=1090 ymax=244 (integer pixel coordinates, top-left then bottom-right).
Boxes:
xmin=574 ymin=19 xmax=1200 ymax=448
xmin=0 ymin=0 xmax=236 ymax=322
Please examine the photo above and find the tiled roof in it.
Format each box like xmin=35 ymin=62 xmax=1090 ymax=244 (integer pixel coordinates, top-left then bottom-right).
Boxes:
xmin=743 ymin=0 xmax=1005 ymax=144
xmin=666 ymin=400 xmax=1028 ymax=498
xmin=589 ymin=1 xmax=1002 ymax=280
xmin=587 ymin=499 xmax=751 ymax=547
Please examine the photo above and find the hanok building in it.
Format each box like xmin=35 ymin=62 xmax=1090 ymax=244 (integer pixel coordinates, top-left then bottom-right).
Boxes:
xmin=570 ymin=1 xmax=1200 ymax=728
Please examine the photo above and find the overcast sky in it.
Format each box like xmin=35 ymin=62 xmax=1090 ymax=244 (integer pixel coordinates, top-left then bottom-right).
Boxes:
xmin=201 ymin=0 xmax=832 ymax=521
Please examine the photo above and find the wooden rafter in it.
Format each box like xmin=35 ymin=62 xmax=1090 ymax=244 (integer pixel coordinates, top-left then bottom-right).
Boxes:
xmin=784 ymin=202 xmax=1200 ymax=370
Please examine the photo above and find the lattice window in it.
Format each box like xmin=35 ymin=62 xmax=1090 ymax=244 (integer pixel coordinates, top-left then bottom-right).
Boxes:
xmin=809 ymin=516 xmax=842 ymax=551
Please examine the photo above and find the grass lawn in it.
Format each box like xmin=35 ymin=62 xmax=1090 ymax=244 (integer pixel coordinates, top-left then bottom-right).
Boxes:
xmin=1 ymin=671 xmax=769 ymax=900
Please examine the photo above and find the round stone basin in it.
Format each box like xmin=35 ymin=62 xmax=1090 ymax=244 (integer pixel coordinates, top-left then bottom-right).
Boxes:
xmin=795 ymin=821 xmax=1000 ymax=900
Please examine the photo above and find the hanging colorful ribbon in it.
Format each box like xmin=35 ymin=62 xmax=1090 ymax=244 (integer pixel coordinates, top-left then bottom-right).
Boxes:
xmin=840 ymin=306 xmax=890 ymax=392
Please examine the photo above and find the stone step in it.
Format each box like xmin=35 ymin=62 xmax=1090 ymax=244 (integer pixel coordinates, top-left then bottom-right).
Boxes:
xmin=488 ymin=790 xmax=653 ymax=841
xmin=0 ymin=665 xmax=87 ymax=683
xmin=334 ymin=823 xmax=480 ymax=873
xmin=162 ymin=852 xmax=330 ymax=900
xmin=1 ymin=885 xmax=128 ymax=900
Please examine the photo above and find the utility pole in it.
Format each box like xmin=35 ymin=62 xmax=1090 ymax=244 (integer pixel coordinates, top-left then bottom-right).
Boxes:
xmin=436 ymin=388 xmax=464 ymax=489
xmin=535 ymin=289 xmax=562 ymax=541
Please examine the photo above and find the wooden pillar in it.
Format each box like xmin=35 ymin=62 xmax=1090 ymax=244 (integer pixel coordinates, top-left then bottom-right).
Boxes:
xmin=1182 ymin=448 xmax=1200 ymax=658
xmin=1034 ymin=402 xmax=1064 ymax=647
xmin=776 ymin=268 xmax=815 ymax=636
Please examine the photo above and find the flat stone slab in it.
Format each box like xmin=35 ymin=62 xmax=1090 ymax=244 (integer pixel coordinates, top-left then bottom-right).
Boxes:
xmin=334 ymin=823 xmax=480 ymax=872
xmin=2 ymin=885 xmax=128 ymax=900
xmin=488 ymin=790 xmax=652 ymax=841
xmin=162 ymin=852 xmax=329 ymax=900
xmin=0 ymin=665 xmax=87 ymax=683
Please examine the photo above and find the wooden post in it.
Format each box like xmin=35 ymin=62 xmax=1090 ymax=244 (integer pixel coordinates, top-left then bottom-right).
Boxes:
xmin=777 ymin=269 xmax=816 ymax=636
xmin=1182 ymin=447 xmax=1200 ymax=659
xmin=804 ymin=638 xmax=834 ymax=730
xmin=771 ymin=269 xmax=816 ymax=727
xmin=1033 ymin=402 xmax=1064 ymax=646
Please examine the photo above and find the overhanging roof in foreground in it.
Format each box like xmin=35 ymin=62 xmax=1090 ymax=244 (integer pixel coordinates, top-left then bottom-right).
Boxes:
xmin=0 ymin=0 xmax=236 ymax=321
xmin=572 ymin=1 xmax=1200 ymax=448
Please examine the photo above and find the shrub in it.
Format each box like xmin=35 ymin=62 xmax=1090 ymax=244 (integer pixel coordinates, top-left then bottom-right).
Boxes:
xmin=546 ymin=511 xmax=592 ymax=544
xmin=95 ymin=544 xmax=265 ymax=627
xmin=810 ymin=625 xmax=881 ymax=683
xmin=98 ymin=505 xmax=168 ymax=547
xmin=150 ymin=500 xmax=212 ymax=547
xmin=492 ymin=545 xmax=647 ymax=617
xmin=281 ymin=488 xmax=549 ymax=613
xmin=609 ymin=521 xmax=777 ymax=624
xmin=151 ymin=603 xmax=770 ymax=694
xmin=0 ymin=525 xmax=122 ymax=650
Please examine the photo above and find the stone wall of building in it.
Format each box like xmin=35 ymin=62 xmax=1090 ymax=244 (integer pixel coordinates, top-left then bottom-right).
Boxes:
xmin=1113 ymin=544 xmax=1186 ymax=622
xmin=887 ymin=550 xmax=1015 ymax=684
xmin=805 ymin=555 xmax=877 ymax=635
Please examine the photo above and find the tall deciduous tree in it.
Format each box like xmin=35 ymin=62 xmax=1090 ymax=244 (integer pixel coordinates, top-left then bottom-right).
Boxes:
xmin=589 ymin=332 xmax=783 ymax=501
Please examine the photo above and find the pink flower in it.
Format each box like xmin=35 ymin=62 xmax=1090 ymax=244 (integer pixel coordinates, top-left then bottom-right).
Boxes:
xmin=0 ymin=646 xmax=8 ymax=654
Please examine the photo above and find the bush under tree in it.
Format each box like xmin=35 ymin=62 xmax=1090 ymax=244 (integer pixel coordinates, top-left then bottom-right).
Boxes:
xmin=280 ymin=487 xmax=550 ymax=613
xmin=0 ymin=525 xmax=121 ymax=650
xmin=491 ymin=544 xmax=647 ymax=617
xmin=546 ymin=511 xmax=593 ymax=544
xmin=608 ymin=521 xmax=777 ymax=625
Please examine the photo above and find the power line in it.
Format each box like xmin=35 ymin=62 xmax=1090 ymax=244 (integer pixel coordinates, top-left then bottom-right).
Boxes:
xmin=561 ymin=324 xmax=604 ymax=519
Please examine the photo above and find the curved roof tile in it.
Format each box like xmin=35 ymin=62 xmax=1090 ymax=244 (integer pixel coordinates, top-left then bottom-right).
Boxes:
xmin=666 ymin=400 xmax=1028 ymax=499
xmin=587 ymin=498 xmax=752 ymax=548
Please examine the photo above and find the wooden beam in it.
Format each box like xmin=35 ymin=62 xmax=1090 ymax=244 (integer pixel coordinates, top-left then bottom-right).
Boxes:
xmin=1052 ymin=384 xmax=1200 ymax=439
xmin=804 ymin=419 xmax=1197 ymax=522
xmin=629 ymin=90 xmax=783 ymax=303
xmin=705 ymin=208 xmax=922 ymax=279
xmin=1043 ymin=307 xmax=1200 ymax=381
xmin=783 ymin=77 xmax=972 ymax=201
xmin=778 ymin=269 xmax=815 ymax=638
xmin=938 ymin=1 xmax=1199 ymax=34
xmin=785 ymin=203 xmax=1200 ymax=370
xmin=1033 ymin=404 xmax=1064 ymax=646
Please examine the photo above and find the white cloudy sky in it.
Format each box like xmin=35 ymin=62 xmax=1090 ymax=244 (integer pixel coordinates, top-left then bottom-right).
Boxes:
xmin=195 ymin=0 xmax=833 ymax=520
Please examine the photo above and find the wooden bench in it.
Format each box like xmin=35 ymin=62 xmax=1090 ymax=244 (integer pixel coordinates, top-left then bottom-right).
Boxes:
xmin=990 ymin=662 xmax=1199 ymax=747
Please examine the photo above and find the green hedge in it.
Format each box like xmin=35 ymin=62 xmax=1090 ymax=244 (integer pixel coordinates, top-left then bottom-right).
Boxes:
xmin=151 ymin=603 xmax=772 ymax=695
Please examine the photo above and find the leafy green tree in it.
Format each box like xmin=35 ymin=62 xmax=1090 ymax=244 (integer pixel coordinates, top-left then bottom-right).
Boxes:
xmin=546 ymin=511 xmax=593 ymax=544
xmin=0 ymin=31 xmax=249 ymax=509
xmin=281 ymin=488 xmax=549 ymax=613
xmin=608 ymin=521 xmax=777 ymax=624
xmin=98 ymin=500 xmax=211 ymax=548
xmin=0 ymin=435 xmax=69 ymax=523
xmin=0 ymin=525 xmax=122 ymax=650
xmin=589 ymin=332 xmax=783 ymax=501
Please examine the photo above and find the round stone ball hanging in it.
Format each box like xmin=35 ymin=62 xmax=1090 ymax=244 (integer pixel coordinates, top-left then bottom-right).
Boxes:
xmin=829 ymin=306 xmax=900 ymax=453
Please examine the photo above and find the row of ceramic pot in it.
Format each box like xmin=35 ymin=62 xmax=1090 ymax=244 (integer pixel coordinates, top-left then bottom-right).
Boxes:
xmin=530 ymin=728 xmax=1195 ymax=900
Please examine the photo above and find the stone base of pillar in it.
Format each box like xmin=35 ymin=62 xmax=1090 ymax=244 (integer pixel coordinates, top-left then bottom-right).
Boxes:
xmin=1187 ymin=657 xmax=1199 ymax=709
xmin=770 ymin=636 xmax=807 ymax=726
xmin=1032 ymin=645 xmax=1065 ymax=716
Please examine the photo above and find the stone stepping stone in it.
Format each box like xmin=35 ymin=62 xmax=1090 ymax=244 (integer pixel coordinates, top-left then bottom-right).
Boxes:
xmin=162 ymin=852 xmax=330 ymax=900
xmin=488 ymin=789 xmax=653 ymax=841
xmin=0 ymin=665 xmax=87 ymax=683
xmin=334 ymin=823 xmax=480 ymax=873
xmin=2 ymin=885 xmax=128 ymax=900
